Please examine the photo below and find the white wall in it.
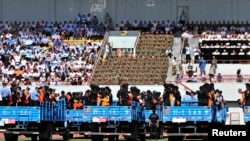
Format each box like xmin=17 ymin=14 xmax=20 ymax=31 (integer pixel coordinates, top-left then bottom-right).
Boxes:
xmin=21 ymin=83 xmax=245 ymax=101
xmin=0 ymin=0 xmax=250 ymax=24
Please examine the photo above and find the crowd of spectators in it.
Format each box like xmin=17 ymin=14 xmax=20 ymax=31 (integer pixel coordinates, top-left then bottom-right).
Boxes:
xmin=0 ymin=13 xmax=106 ymax=86
xmin=2 ymin=12 xmax=250 ymax=86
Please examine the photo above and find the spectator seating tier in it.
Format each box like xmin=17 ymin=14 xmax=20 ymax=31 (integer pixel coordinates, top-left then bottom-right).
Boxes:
xmin=91 ymin=33 xmax=173 ymax=85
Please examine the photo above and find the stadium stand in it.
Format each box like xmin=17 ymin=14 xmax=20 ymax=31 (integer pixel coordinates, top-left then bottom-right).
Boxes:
xmin=91 ymin=32 xmax=174 ymax=85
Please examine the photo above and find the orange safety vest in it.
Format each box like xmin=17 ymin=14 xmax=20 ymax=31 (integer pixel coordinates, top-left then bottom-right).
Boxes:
xmin=73 ymin=100 xmax=83 ymax=109
xmin=23 ymin=90 xmax=30 ymax=104
xmin=207 ymin=92 xmax=213 ymax=106
xmin=38 ymin=89 xmax=44 ymax=102
xmin=101 ymin=96 xmax=110 ymax=106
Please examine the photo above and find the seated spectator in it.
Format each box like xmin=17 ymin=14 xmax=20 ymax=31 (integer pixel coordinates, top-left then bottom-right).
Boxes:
xmin=247 ymin=50 xmax=250 ymax=55
xmin=221 ymin=50 xmax=228 ymax=55
xmin=186 ymin=63 xmax=194 ymax=78
xmin=241 ymin=43 xmax=248 ymax=49
xmin=238 ymin=49 xmax=245 ymax=55
xmin=214 ymin=43 xmax=220 ymax=48
xmin=212 ymin=49 xmax=220 ymax=55
xmin=175 ymin=73 xmax=182 ymax=83
xmin=231 ymin=49 xmax=237 ymax=55
xmin=192 ymin=73 xmax=199 ymax=83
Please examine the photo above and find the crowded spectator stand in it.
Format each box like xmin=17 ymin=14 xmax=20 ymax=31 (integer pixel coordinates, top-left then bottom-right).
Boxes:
xmin=0 ymin=14 xmax=106 ymax=86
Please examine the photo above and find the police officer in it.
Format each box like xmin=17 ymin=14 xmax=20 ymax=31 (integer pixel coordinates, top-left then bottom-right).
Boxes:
xmin=0 ymin=81 xmax=11 ymax=106
xmin=149 ymin=109 xmax=159 ymax=139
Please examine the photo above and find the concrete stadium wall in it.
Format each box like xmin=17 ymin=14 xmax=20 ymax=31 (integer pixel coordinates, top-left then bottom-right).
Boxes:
xmin=0 ymin=0 xmax=250 ymax=24
xmin=21 ymin=83 xmax=245 ymax=101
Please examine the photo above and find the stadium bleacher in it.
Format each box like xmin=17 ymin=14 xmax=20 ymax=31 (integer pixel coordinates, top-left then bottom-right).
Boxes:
xmin=91 ymin=33 xmax=174 ymax=85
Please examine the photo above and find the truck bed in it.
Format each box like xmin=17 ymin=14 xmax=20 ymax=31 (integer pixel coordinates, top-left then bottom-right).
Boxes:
xmin=0 ymin=106 xmax=40 ymax=126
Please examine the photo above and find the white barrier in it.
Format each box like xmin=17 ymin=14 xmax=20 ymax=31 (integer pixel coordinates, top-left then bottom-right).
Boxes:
xmin=20 ymin=82 xmax=245 ymax=101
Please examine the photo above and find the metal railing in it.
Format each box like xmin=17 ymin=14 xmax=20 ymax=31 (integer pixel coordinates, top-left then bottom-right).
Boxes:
xmin=88 ymin=32 xmax=109 ymax=85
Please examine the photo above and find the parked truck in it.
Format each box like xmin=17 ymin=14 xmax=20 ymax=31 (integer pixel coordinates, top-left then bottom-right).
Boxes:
xmin=67 ymin=101 xmax=145 ymax=141
xmin=0 ymin=100 xmax=69 ymax=141
xmin=162 ymin=100 xmax=228 ymax=141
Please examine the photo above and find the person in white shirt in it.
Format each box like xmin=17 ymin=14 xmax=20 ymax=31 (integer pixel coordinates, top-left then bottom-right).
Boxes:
xmin=185 ymin=44 xmax=192 ymax=63
xmin=221 ymin=50 xmax=228 ymax=55
xmin=238 ymin=49 xmax=245 ymax=55
xmin=193 ymin=47 xmax=201 ymax=63
xmin=212 ymin=49 xmax=221 ymax=55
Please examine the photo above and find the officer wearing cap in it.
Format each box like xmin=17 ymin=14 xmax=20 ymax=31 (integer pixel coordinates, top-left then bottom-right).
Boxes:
xmin=149 ymin=109 xmax=159 ymax=139
xmin=0 ymin=81 xmax=11 ymax=106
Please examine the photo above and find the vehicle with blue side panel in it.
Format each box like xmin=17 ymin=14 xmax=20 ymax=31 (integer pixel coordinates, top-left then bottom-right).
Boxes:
xmin=162 ymin=100 xmax=228 ymax=141
xmin=67 ymin=101 xmax=145 ymax=141
xmin=0 ymin=99 xmax=69 ymax=141
xmin=244 ymin=106 xmax=250 ymax=125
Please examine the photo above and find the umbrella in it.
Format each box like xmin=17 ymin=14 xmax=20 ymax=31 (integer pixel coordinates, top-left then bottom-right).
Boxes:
xmin=24 ymin=39 xmax=34 ymax=45
xmin=50 ymin=61 xmax=58 ymax=67
xmin=25 ymin=54 xmax=35 ymax=59
xmin=60 ymin=54 xmax=69 ymax=60
xmin=23 ymin=52 xmax=35 ymax=59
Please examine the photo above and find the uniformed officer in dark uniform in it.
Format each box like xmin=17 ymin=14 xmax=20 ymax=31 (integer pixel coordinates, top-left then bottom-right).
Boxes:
xmin=0 ymin=81 xmax=11 ymax=106
xmin=149 ymin=109 xmax=159 ymax=139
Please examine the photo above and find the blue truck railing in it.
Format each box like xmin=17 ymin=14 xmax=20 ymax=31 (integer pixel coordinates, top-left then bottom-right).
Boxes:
xmin=70 ymin=101 xmax=142 ymax=124
xmin=244 ymin=106 xmax=250 ymax=123
xmin=163 ymin=101 xmax=212 ymax=123
xmin=40 ymin=100 xmax=67 ymax=122
xmin=163 ymin=100 xmax=228 ymax=124
xmin=0 ymin=106 xmax=40 ymax=125
xmin=212 ymin=105 xmax=227 ymax=123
